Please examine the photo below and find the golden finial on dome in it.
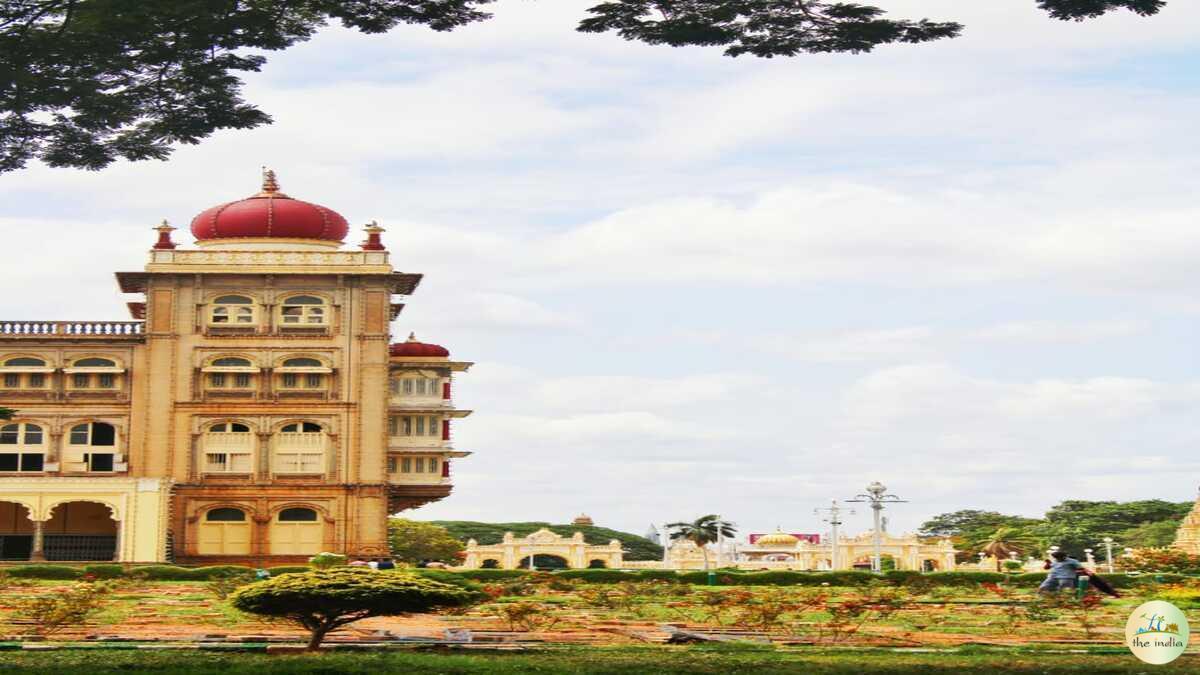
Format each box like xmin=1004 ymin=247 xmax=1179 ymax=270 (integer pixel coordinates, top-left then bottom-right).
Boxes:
xmin=254 ymin=167 xmax=290 ymax=198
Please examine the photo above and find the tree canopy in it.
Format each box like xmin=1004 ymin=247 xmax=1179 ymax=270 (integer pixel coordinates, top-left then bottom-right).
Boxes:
xmin=229 ymin=567 xmax=483 ymax=649
xmin=388 ymin=518 xmax=465 ymax=564
xmin=918 ymin=499 xmax=1192 ymax=560
xmin=0 ymin=1 xmax=1170 ymax=172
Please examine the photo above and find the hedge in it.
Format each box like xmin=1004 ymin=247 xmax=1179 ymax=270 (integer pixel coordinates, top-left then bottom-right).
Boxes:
xmin=555 ymin=569 xmax=634 ymax=582
xmin=81 ymin=564 xmax=126 ymax=579
xmin=266 ymin=566 xmax=311 ymax=576
xmin=444 ymin=569 xmax=531 ymax=581
xmin=3 ymin=565 xmax=83 ymax=579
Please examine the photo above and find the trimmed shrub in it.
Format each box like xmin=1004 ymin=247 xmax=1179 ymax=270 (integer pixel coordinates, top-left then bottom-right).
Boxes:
xmin=633 ymin=570 xmax=680 ymax=581
xmin=450 ymin=569 xmax=530 ymax=581
xmin=555 ymin=569 xmax=632 ymax=583
xmin=81 ymin=564 xmax=126 ymax=579
xmin=308 ymin=552 xmax=347 ymax=569
xmin=266 ymin=566 xmax=311 ymax=576
xmin=413 ymin=569 xmax=485 ymax=592
xmin=189 ymin=565 xmax=253 ymax=580
xmin=4 ymin=565 xmax=83 ymax=580
xmin=135 ymin=565 xmax=198 ymax=581
xmin=230 ymin=568 xmax=484 ymax=650
xmin=922 ymin=571 xmax=1005 ymax=586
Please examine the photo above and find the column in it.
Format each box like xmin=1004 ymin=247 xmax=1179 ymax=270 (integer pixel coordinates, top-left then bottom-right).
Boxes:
xmin=113 ymin=519 xmax=123 ymax=562
xmin=30 ymin=520 xmax=45 ymax=561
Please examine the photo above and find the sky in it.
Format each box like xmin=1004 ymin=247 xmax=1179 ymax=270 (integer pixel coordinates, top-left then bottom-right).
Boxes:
xmin=4 ymin=0 xmax=1200 ymax=541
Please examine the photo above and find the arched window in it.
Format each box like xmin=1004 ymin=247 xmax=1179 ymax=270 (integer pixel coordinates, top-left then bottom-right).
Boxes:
xmin=204 ymin=357 xmax=257 ymax=390
xmin=66 ymin=422 xmax=117 ymax=472
xmin=66 ymin=356 xmax=123 ymax=390
xmin=277 ymin=357 xmax=329 ymax=390
xmin=203 ymin=422 xmax=254 ymax=473
xmin=278 ymin=507 xmax=318 ymax=522
xmin=0 ymin=422 xmax=45 ymax=472
xmin=270 ymin=507 xmax=323 ymax=555
xmin=206 ymin=507 xmax=247 ymax=522
xmin=209 ymin=295 xmax=256 ymax=326
xmin=1 ymin=357 xmax=50 ymax=390
xmin=274 ymin=422 xmax=325 ymax=474
xmin=198 ymin=507 xmax=251 ymax=555
xmin=279 ymin=295 xmax=328 ymax=326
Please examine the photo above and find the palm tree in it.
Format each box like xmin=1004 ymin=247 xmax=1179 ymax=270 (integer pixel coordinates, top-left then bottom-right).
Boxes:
xmin=972 ymin=526 xmax=1037 ymax=572
xmin=665 ymin=515 xmax=737 ymax=571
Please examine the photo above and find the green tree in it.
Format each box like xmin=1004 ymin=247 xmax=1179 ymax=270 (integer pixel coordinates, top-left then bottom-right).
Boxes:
xmin=229 ymin=568 xmax=482 ymax=650
xmin=1121 ymin=519 xmax=1180 ymax=548
xmin=0 ymin=1 xmax=1168 ymax=173
xmin=969 ymin=526 xmax=1038 ymax=571
xmin=665 ymin=514 xmax=736 ymax=571
xmin=0 ymin=408 xmax=13 ymax=420
xmin=388 ymin=518 xmax=464 ymax=564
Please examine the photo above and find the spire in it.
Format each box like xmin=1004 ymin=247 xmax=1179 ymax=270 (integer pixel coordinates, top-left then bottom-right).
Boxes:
xmin=254 ymin=167 xmax=289 ymax=198
xmin=407 ymin=332 xmax=418 ymax=342
xmin=153 ymin=219 xmax=177 ymax=250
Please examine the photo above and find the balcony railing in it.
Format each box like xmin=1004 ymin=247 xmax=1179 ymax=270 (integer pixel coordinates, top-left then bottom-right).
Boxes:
xmin=0 ymin=321 xmax=144 ymax=336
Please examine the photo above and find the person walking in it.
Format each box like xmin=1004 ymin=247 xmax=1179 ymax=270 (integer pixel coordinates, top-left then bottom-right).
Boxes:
xmin=1039 ymin=550 xmax=1082 ymax=593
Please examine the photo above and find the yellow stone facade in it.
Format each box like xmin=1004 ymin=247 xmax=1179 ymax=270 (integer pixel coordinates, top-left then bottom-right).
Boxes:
xmin=461 ymin=529 xmax=624 ymax=570
xmin=1173 ymin=492 xmax=1200 ymax=555
xmin=0 ymin=177 xmax=471 ymax=564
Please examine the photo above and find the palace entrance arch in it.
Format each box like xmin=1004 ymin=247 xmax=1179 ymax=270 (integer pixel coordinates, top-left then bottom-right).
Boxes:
xmin=44 ymin=501 xmax=118 ymax=561
xmin=0 ymin=501 xmax=34 ymax=560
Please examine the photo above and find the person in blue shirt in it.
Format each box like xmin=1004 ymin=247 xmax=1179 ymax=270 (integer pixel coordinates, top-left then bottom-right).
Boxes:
xmin=1038 ymin=550 xmax=1082 ymax=593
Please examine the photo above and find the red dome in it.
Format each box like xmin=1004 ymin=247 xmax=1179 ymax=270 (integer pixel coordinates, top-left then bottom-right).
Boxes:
xmin=391 ymin=333 xmax=450 ymax=357
xmin=190 ymin=171 xmax=349 ymax=243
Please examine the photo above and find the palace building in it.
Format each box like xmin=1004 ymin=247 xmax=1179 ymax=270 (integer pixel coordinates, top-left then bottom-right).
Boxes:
xmin=0 ymin=172 xmax=472 ymax=565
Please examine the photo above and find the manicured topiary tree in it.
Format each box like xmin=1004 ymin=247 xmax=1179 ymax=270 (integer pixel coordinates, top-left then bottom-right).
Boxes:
xmin=229 ymin=568 xmax=483 ymax=650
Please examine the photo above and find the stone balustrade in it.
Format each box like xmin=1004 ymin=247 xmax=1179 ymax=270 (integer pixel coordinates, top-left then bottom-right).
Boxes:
xmin=0 ymin=321 xmax=145 ymax=337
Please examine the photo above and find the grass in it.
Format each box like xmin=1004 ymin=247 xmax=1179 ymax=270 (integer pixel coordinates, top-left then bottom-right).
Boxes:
xmin=0 ymin=645 xmax=1192 ymax=673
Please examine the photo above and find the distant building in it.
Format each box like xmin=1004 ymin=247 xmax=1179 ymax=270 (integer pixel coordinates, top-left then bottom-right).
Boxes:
xmin=644 ymin=524 xmax=661 ymax=545
xmin=572 ymin=513 xmax=594 ymax=526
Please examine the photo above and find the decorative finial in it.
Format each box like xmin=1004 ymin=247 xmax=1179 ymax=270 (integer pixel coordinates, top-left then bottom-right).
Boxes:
xmin=407 ymin=332 xmax=417 ymax=342
xmin=153 ymin=219 xmax=177 ymax=250
xmin=254 ymin=167 xmax=289 ymax=198
xmin=361 ymin=220 xmax=387 ymax=251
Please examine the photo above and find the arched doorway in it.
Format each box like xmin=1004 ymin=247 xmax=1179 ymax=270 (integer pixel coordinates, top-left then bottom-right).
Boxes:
xmin=44 ymin=501 xmax=118 ymax=561
xmin=197 ymin=507 xmax=252 ymax=555
xmin=518 ymin=554 xmax=568 ymax=570
xmin=0 ymin=501 xmax=34 ymax=560
xmin=588 ymin=559 xmax=608 ymax=569
xmin=922 ymin=559 xmax=940 ymax=572
xmin=480 ymin=558 xmax=501 ymax=569
xmin=269 ymin=507 xmax=323 ymax=555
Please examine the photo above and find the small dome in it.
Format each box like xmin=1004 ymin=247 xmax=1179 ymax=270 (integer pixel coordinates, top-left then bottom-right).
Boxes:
xmin=390 ymin=332 xmax=450 ymax=358
xmin=757 ymin=530 xmax=800 ymax=547
xmin=189 ymin=170 xmax=349 ymax=244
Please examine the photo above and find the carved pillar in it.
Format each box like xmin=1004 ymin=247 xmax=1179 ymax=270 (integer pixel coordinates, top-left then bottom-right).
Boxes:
xmin=113 ymin=519 xmax=123 ymax=562
xmin=30 ymin=520 xmax=45 ymax=561
xmin=257 ymin=432 xmax=272 ymax=478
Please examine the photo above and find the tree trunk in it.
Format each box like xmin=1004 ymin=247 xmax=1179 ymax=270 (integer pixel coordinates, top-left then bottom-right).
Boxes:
xmin=307 ymin=623 xmax=332 ymax=651
xmin=701 ymin=542 xmax=710 ymax=571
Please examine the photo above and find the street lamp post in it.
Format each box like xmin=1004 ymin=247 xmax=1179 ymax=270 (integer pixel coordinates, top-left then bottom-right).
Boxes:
xmin=1101 ymin=537 xmax=1115 ymax=574
xmin=814 ymin=500 xmax=854 ymax=571
xmin=848 ymin=481 xmax=907 ymax=574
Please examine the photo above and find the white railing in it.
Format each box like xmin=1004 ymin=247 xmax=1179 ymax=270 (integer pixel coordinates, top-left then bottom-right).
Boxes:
xmin=276 ymin=432 xmax=325 ymax=449
xmin=0 ymin=321 xmax=144 ymax=336
xmin=203 ymin=432 xmax=254 ymax=450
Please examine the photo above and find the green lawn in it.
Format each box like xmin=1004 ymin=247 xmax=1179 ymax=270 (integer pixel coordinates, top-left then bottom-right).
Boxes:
xmin=0 ymin=645 xmax=1190 ymax=674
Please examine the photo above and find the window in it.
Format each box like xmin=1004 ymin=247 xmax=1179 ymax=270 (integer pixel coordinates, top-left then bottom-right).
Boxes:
xmin=401 ymin=457 xmax=411 ymax=472
xmin=210 ymin=295 xmax=256 ymax=325
xmin=275 ymin=422 xmax=325 ymax=473
xmin=69 ymin=422 xmax=115 ymax=446
xmin=395 ymin=455 xmax=440 ymax=475
xmin=282 ymin=373 xmax=298 ymax=388
xmin=395 ymin=377 xmax=441 ymax=397
xmin=213 ymin=357 xmax=251 ymax=367
xmin=205 ymin=358 xmax=256 ymax=391
xmin=66 ymin=422 xmax=116 ymax=472
xmin=2 ymin=357 xmax=49 ymax=390
xmin=0 ymin=422 xmax=45 ymax=472
xmin=210 ymin=373 xmax=226 ymax=388
xmin=278 ymin=508 xmax=318 ymax=522
xmin=73 ymin=373 xmax=89 ymax=388
xmin=392 ymin=415 xmax=441 ymax=437
xmin=305 ymin=373 xmax=322 ymax=388
xmin=75 ymin=358 xmax=115 ymax=367
xmin=279 ymin=295 xmax=328 ymax=326
xmin=204 ymin=422 xmax=254 ymax=473
xmin=387 ymin=456 xmax=397 ymax=473
xmin=206 ymin=508 xmax=246 ymax=522
xmin=278 ymin=358 xmax=328 ymax=393
xmin=403 ymin=379 xmax=413 ymax=395
xmin=234 ymin=373 xmax=251 ymax=388
xmin=283 ymin=358 xmax=322 ymax=368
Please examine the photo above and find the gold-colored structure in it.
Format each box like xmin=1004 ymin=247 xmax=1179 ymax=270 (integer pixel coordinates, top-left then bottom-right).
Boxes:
xmin=1173 ymin=490 xmax=1200 ymax=555
xmin=0 ymin=173 xmax=472 ymax=564
xmin=461 ymin=529 xmax=624 ymax=570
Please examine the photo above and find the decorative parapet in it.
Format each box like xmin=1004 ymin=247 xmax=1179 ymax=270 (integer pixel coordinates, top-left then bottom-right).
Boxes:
xmin=145 ymin=249 xmax=392 ymax=273
xmin=0 ymin=320 xmax=145 ymax=338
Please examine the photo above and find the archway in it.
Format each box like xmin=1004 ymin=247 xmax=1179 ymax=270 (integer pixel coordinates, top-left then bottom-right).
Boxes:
xmin=0 ymin=501 xmax=34 ymax=560
xmin=588 ymin=559 xmax=608 ymax=569
xmin=198 ymin=507 xmax=252 ymax=555
xmin=480 ymin=558 xmax=501 ymax=569
xmin=922 ymin=559 xmax=940 ymax=572
xmin=269 ymin=507 xmax=323 ymax=555
xmin=518 ymin=554 xmax=568 ymax=570
xmin=44 ymin=501 xmax=118 ymax=561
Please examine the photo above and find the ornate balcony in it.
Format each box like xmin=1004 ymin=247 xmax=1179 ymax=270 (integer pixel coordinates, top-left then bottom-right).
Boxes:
xmin=0 ymin=321 xmax=144 ymax=339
